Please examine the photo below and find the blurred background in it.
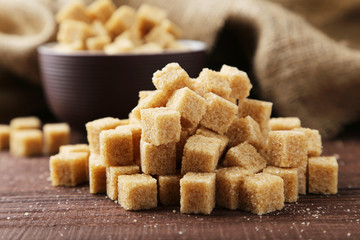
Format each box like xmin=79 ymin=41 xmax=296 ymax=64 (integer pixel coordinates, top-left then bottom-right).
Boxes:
xmin=1 ymin=0 xmax=360 ymax=138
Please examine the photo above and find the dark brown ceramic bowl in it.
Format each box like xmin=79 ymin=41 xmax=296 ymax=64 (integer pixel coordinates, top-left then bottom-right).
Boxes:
xmin=38 ymin=40 xmax=206 ymax=129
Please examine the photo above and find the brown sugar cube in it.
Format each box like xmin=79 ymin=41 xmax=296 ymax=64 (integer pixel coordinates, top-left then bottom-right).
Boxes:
xmin=223 ymin=142 xmax=266 ymax=173
xmin=140 ymin=107 xmax=181 ymax=146
xmin=160 ymin=19 xmax=182 ymax=38
xmin=56 ymin=0 xmax=91 ymax=24
xmin=238 ymin=99 xmax=273 ymax=138
xmin=158 ymin=175 xmax=181 ymax=205
xmin=239 ymin=173 xmax=284 ymax=215
xmin=131 ymin=90 xmax=169 ymax=120
xmin=176 ymin=128 xmax=195 ymax=166
xmin=0 ymin=125 xmax=10 ymax=150
xmin=308 ymin=156 xmax=338 ymax=195
xmin=50 ymin=152 xmax=89 ymax=187
xmin=105 ymin=5 xmax=136 ymax=37
xmin=115 ymin=27 xmax=143 ymax=47
xmin=100 ymin=128 xmax=133 ymax=166
xmin=86 ymin=35 xmax=111 ymax=51
xmin=106 ymin=165 xmax=139 ymax=200
xmin=195 ymin=128 xmax=229 ymax=156
xmin=136 ymin=4 xmax=167 ymax=37
xmin=139 ymin=90 xmax=155 ymax=101
xmin=294 ymin=127 xmax=322 ymax=157
xmin=57 ymin=20 xmax=94 ymax=44
xmin=225 ymin=116 xmax=265 ymax=149
xmin=104 ymin=38 xmax=135 ymax=54
xmin=140 ymin=139 xmax=176 ymax=175
xmin=166 ymin=87 xmax=207 ymax=128
xmin=180 ymin=172 xmax=216 ymax=215
xmin=86 ymin=117 xmax=122 ymax=154
xmin=263 ymin=166 xmax=298 ymax=202
xmin=267 ymin=130 xmax=307 ymax=168
xmin=89 ymin=153 xmax=106 ymax=194
xmin=10 ymin=130 xmax=42 ymax=157
xmin=269 ymin=117 xmax=301 ymax=131
xmin=118 ymin=174 xmax=157 ymax=210
xmin=116 ymin=124 xmax=142 ymax=164
xmin=43 ymin=123 xmax=70 ymax=155
xmin=200 ymin=92 xmax=238 ymax=134
xmin=10 ymin=116 xmax=41 ymax=130
xmin=181 ymin=135 xmax=222 ymax=174
xmin=87 ymin=0 xmax=116 ymax=23
xmin=220 ymin=65 xmax=252 ymax=100
xmin=152 ymin=63 xmax=191 ymax=93
xmin=196 ymin=68 xmax=232 ymax=99
xmin=216 ymin=167 xmax=253 ymax=210
xmin=145 ymin=26 xmax=176 ymax=48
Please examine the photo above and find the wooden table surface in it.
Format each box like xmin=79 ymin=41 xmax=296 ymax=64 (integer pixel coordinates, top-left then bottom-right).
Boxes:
xmin=1 ymin=129 xmax=359 ymax=240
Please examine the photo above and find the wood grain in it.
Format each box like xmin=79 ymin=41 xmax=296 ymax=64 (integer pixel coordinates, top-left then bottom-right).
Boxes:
xmin=0 ymin=131 xmax=359 ymax=239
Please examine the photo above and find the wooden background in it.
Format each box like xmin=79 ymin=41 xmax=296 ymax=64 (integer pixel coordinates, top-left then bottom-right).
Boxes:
xmin=0 ymin=128 xmax=359 ymax=239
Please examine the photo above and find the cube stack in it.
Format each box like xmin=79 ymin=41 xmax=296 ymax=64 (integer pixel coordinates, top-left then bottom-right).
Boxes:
xmin=47 ymin=62 xmax=338 ymax=215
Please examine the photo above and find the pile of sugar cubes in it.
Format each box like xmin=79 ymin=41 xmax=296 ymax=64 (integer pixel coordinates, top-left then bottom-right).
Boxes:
xmin=56 ymin=0 xmax=186 ymax=54
xmin=48 ymin=62 xmax=338 ymax=215
xmin=0 ymin=117 xmax=70 ymax=156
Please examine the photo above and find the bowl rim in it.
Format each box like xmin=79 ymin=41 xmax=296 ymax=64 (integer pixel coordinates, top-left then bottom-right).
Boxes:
xmin=38 ymin=39 xmax=207 ymax=57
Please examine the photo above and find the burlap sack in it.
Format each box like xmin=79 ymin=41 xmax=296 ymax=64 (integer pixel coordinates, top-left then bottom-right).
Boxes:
xmin=0 ymin=0 xmax=360 ymax=138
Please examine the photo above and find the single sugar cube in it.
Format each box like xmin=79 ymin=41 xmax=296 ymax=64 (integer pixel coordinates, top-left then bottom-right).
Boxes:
xmin=158 ymin=175 xmax=181 ymax=205
xmin=86 ymin=117 xmax=122 ymax=154
xmin=43 ymin=123 xmax=70 ymax=155
xmin=118 ymin=174 xmax=157 ymax=210
xmin=160 ymin=19 xmax=182 ymax=38
xmin=10 ymin=116 xmax=41 ymax=130
xmin=269 ymin=117 xmax=301 ymax=131
xmin=166 ymin=87 xmax=207 ymax=128
xmin=87 ymin=0 xmax=116 ymax=23
xmin=56 ymin=0 xmax=91 ymax=23
xmin=116 ymin=124 xmax=142 ymax=164
xmin=89 ymin=153 xmax=106 ymax=194
xmin=225 ymin=116 xmax=265 ymax=150
xmin=57 ymin=20 xmax=94 ymax=44
xmin=239 ymin=173 xmax=284 ymax=215
xmin=223 ymin=142 xmax=266 ymax=173
xmin=10 ymin=130 xmax=43 ymax=157
xmin=238 ymin=99 xmax=273 ymax=138
xmin=263 ymin=166 xmax=298 ymax=202
xmin=195 ymin=128 xmax=229 ymax=156
xmin=140 ymin=139 xmax=176 ymax=175
xmin=131 ymin=90 xmax=169 ymax=120
xmin=216 ymin=167 xmax=253 ymax=210
xmin=106 ymin=165 xmax=139 ymax=200
xmin=145 ymin=26 xmax=176 ymax=48
xmin=86 ymin=35 xmax=111 ymax=51
xmin=50 ymin=152 xmax=89 ymax=187
xmin=100 ymin=128 xmax=133 ymax=166
xmin=0 ymin=125 xmax=10 ymax=150
xmin=181 ymin=135 xmax=222 ymax=174
xmin=136 ymin=4 xmax=167 ymax=37
xmin=308 ymin=156 xmax=338 ymax=195
xmin=152 ymin=63 xmax=191 ymax=93
xmin=267 ymin=130 xmax=307 ymax=167
xmin=139 ymin=90 xmax=155 ymax=101
xmin=176 ymin=127 xmax=194 ymax=166
xmin=180 ymin=172 xmax=216 ymax=215
xmin=115 ymin=27 xmax=143 ymax=46
xmin=220 ymin=65 xmax=252 ymax=100
xmin=200 ymin=92 xmax=237 ymax=134
xmin=196 ymin=68 xmax=232 ymax=99
xmin=140 ymin=107 xmax=181 ymax=146
xmin=105 ymin=5 xmax=136 ymax=37
xmin=294 ymin=127 xmax=322 ymax=157
xmin=91 ymin=20 xmax=109 ymax=37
